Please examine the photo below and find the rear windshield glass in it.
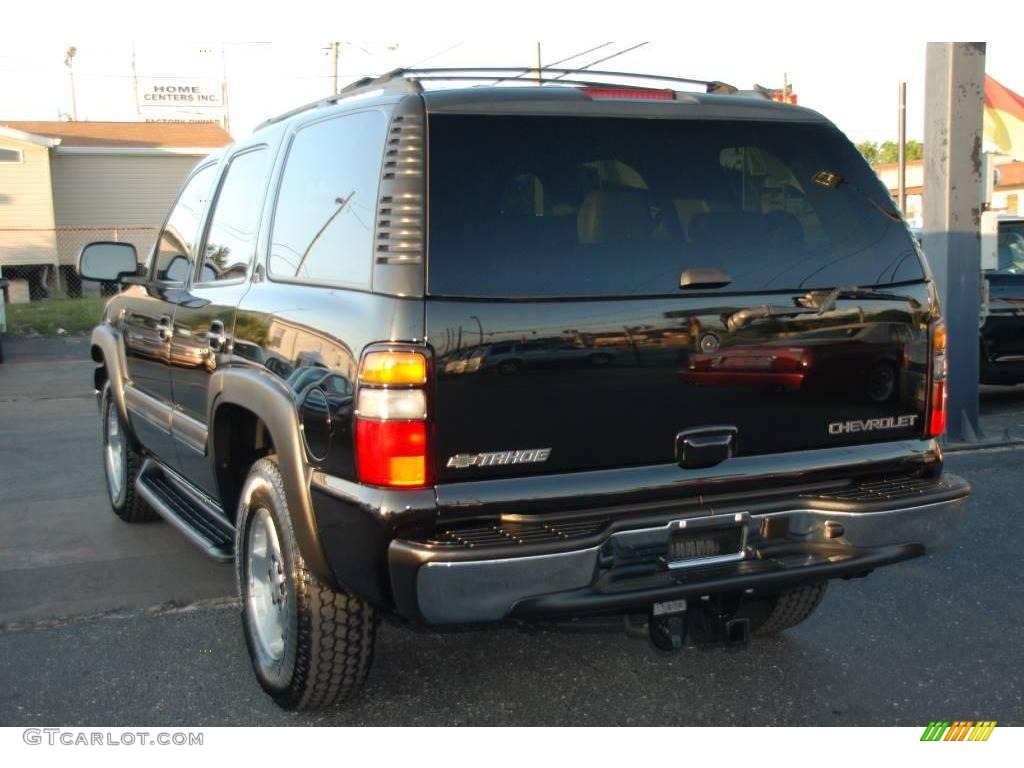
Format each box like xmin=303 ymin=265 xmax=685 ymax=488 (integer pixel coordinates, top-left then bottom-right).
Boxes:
xmin=427 ymin=115 xmax=924 ymax=298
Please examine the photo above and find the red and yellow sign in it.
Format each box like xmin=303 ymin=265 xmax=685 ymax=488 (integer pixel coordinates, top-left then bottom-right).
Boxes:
xmin=985 ymin=75 xmax=1024 ymax=159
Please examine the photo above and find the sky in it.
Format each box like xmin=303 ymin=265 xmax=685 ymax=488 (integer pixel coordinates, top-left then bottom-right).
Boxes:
xmin=1 ymin=40 xmax=1023 ymax=144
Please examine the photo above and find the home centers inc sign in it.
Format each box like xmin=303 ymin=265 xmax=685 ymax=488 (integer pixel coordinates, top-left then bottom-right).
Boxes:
xmin=138 ymin=78 xmax=224 ymax=122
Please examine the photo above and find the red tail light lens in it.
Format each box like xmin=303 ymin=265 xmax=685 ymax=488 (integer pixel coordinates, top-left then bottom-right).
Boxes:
xmin=354 ymin=348 xmax=431 ymax=488
xmin=355 ymin=419 xmax=427 ymax=487
xmin=928 ymin=379 xmax=947 ymax=438
xmin=926 ymin=321 xmax=947 ymax=438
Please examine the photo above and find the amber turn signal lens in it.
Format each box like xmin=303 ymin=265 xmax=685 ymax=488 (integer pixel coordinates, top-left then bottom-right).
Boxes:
xmin=932 ymin=321 xmax=947 ymax=354
xmin=359 ymin=351 xmax=427 ymax=385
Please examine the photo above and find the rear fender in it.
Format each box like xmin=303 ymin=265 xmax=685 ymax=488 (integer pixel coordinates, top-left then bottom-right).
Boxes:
xmin=208 ymin=367 xmax=332 ymax=584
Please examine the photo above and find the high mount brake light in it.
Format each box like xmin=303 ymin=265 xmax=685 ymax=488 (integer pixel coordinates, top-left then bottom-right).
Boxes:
xmin=354 ymin=349 xmax=431 ymax=488
xmin=580 ymin=86 xmax=675 ymax=101
xmin=927 ymin=321 xmax=947 ymax=438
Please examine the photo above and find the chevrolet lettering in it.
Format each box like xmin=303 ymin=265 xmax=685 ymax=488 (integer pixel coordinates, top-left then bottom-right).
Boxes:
xmin=828 ymin=415 xmax=919 ymax=435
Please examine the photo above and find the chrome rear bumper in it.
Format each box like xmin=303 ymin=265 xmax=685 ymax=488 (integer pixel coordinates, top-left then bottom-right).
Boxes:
xmin=390 ymin=474 xmax=969 ymax=624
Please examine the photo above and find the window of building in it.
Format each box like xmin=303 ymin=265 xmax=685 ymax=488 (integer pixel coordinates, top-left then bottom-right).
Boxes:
xmin=0 ymin=148 xmax=23 ymax=163
xmin=198 ymin=148 xmax=270 ymax=283
xmin=268 ymin=110 xmax=386 ymax=288
xmin=152 ymin=163 xmax=218 ymax=282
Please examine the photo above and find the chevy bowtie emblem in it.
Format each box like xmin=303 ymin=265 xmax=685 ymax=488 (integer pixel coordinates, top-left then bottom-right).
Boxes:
xmin=447 ymin=448 xmax=552 ymax=469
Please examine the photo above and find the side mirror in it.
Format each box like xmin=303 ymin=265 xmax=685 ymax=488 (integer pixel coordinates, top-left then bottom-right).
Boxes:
xmin=79 ymin=242 xmax=139 ymax=283
xmin=161 ymin=254 xmax=192 ymax=282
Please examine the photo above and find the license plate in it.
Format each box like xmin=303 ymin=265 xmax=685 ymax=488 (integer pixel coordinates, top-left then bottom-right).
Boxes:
xmin=667 ymin=523 xmax=744 ymax=568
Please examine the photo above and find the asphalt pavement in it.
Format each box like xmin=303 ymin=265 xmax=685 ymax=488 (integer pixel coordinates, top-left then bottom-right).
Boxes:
xmin=0 ymin=336 xmax=1022 ymax=725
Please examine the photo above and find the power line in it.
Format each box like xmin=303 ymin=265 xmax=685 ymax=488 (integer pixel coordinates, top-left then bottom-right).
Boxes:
xmin=548 ymin=41 xmax=651 ymax=79
xmin=404 ymin=42 xmax=464 ymax=69
xmin=538 ymin=43 xmax=614 ymax=70
xmin=484 ymin=43 xmax=614 ymax=86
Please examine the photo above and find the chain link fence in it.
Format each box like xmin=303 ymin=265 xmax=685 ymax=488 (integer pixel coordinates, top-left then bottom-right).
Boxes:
xmin=0 ymin=226 xmax=157 ymax=303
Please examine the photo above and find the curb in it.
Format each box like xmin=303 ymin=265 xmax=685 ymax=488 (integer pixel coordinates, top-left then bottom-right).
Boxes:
xmin=944 ymin=427 xmax=1024 ymax=453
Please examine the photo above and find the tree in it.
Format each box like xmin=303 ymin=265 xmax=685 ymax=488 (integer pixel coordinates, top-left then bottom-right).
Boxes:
xmin=856 ymin=141 xmax=880 ymax=164
xmin=856 ymin=140 xmax=923 ymax=165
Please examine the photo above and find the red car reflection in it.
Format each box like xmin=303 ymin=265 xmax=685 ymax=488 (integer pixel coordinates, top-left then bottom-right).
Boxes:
xmin=681 ymin=346 xmax=813 ymax=391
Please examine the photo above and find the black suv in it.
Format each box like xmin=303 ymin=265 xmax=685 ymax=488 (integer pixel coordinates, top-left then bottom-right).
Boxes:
xmin=80 ymin=68 xmax=969 ymax=711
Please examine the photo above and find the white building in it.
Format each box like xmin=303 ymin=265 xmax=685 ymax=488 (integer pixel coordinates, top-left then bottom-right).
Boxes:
xmin=0 ymin=120 xmax=231 ymax=299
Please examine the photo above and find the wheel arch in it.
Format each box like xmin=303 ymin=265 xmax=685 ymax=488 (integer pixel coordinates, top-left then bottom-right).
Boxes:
xmin=208 ymin=367 xmax=333 ymax=584
xmin=91 ymin=323 xmax=131 ymax=427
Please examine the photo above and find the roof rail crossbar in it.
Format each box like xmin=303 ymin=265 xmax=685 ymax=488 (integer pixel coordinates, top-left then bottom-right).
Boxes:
xmin=411 ymin=75 xmax=699 ymax=92
xmin=402 ymin=67 xmax=717 ymax=89
xmin=257 ymin=67 xmax=737 ymax=130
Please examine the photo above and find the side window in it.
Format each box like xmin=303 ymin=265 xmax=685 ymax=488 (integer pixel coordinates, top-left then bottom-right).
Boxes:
xmin=153 ymin=164 xmax=218 ymax=282
xmin=268 ymin=110 xmax=386 ymax=287
xmin=198 ymin=148 xmax=271 ymax=283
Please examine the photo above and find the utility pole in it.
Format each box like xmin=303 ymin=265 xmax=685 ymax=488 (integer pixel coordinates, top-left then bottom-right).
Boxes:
xmin=897 ymin=81 xmax=907 ymax=214
xmin=64 ymin=46 xmax=78 ymax=121
xmin=782 ymin=72 xmax=789 ymax=102
xmin=330 ymin=42 xmax=340 ymax=93
xmin=922 ymin=42 xmax=986 ymax=443
xmin=221 ymin=43 xmax=231 ymax=134
xmin=534 ymin=42 xmax=542 ymax=86
xmin=130 ymin=43 xmax=141 ymax=121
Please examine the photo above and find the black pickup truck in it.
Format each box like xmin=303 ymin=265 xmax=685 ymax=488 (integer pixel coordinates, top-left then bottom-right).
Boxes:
xmin=79 ymin=68 xmax=969 ymax=711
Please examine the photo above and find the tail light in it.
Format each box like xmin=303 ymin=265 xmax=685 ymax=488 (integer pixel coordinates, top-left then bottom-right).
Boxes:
xmin=354 ymin=348 xmax=431 ymax=488
xmin=927 ymin=321 xmax=947 ymax=438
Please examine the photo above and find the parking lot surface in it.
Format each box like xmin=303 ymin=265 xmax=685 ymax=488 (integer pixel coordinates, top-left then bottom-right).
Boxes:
xmin=1 ymin=338 xmax=1022 ymax=725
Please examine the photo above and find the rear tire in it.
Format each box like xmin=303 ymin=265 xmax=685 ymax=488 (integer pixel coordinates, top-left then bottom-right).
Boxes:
xmin=101 ymin=382 xmax=155 ymax=523
xmin=751 ymin=582 xmax=828 ymax=636
xmin=236 ymin=456 xmax=377 ymax=710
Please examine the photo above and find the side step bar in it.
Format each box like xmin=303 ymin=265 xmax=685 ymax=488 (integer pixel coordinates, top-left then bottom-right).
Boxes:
xmin=136 ymin=458 xmax=234 ymax=562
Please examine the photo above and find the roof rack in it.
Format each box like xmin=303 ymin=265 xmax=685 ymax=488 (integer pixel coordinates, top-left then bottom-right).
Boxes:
xmin=257 ymin=67 xmax=738 ymax=131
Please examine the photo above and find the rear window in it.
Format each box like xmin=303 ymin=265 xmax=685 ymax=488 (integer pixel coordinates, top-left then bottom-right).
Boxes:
xmin=427 ymin=115 xmax=924 ymax=298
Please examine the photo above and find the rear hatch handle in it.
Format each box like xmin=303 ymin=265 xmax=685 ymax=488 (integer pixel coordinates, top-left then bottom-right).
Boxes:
xmin=680 ymin=268 xmax=732 ymax=289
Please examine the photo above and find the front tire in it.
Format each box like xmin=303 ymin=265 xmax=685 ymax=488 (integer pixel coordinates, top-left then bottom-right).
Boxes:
xmin=236 ymin=456 xmax=377 ymax=710
xmin=101 ymin=382 xmax=155 ymax=522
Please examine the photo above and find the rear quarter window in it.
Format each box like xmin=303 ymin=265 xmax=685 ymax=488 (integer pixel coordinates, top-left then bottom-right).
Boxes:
xmin=269 ymin=110 xmax=386 ymax=288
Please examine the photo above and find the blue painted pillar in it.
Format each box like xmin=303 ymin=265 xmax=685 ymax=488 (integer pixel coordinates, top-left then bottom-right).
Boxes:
xmin=922 ymin=42 xmax=986 ymax=443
